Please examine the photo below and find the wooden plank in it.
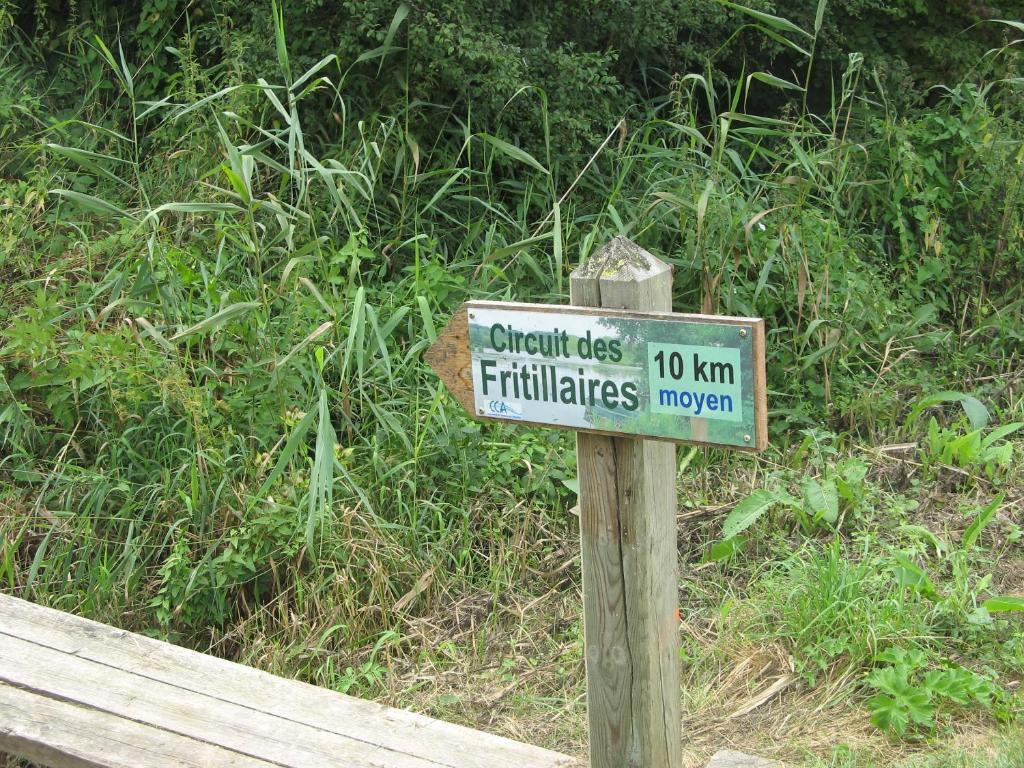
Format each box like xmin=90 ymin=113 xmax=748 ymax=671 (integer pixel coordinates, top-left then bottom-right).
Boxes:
xmin=0 ymin=683 xmax=279 ymax=768
xmin=570 ymin=236 xmax=681 ymax=768
xmin=427 ymin=299 xmax=767 ymax=451
xmin=0 ymin=595 xmax=581 ymax=768
xmin=0 ymin=632 xmax=432 ymax=768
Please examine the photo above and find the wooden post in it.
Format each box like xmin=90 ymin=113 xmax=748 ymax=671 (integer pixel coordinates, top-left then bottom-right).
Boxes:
xmin=570 ymin=237 xmax=680 ymax=768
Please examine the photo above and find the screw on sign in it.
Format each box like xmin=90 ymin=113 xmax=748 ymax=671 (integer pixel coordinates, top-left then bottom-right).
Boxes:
xmin=426 ymin=237 xmax=768 ymax=768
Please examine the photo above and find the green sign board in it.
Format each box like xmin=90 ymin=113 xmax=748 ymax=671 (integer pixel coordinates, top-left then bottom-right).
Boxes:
xmin=428 ymin=301 xmax=767 ymax=450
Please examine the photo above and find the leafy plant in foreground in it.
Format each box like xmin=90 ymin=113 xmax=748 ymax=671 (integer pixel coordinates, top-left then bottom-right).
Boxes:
xmin=867 ymin=647 xmax=999 ymax=738
xmin=707 ymin=449 xmax=870 ymax=559
xmin=922 ymin=419 xmax=1023 ymax=480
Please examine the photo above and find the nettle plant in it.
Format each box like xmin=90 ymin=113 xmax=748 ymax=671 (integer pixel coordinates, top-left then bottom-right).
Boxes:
xmin=706 ymin=430 xmax=870 ymax=560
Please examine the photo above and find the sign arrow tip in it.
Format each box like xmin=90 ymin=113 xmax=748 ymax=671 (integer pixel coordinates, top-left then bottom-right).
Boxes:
xmin=425 ymin=303 xmax=475 ymax=415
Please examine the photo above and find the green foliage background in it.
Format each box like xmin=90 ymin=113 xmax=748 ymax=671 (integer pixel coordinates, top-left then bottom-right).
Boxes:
xmin=8 ymin=0 xmax=1022 ymax=149
xmin=1 ymin=0 xmax=1023 ymax=758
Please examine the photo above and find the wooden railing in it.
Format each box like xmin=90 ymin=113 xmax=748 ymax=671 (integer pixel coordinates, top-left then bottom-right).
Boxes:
xmin=0 ymin=594 xmax=581 ymax=768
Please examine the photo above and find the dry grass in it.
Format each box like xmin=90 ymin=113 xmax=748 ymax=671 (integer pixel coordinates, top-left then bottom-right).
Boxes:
xmin=308 ymin=441 xmax=1023 ymax=768
xmin=347 ymin=571 xmax=1019 ymax=768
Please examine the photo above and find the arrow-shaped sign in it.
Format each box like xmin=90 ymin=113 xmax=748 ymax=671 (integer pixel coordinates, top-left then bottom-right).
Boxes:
xmin=426 ymin=299 xmax=767 ymax=450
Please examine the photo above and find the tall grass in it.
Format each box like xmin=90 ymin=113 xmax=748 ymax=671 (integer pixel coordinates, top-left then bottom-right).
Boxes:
xmin=0 ymin=4 xmax=1021 ymax=742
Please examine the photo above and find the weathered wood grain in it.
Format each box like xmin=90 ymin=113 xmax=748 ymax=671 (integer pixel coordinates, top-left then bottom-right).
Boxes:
xmin=751 ymin=319 xmax=768 ymax=451
xmin=570 ymin=236 xmax=681 ymax=768
xmin=424 ymin=303 xmax=474 ymax=416
xmin=0 ymin=632 xmax=434 ymax=768
xmin=0 ymin=593 xmax=581 ymax=768
xmin=0 ymin=683 xmax=279 ymax=768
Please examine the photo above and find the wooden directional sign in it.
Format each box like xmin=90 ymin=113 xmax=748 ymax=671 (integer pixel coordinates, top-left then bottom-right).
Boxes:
xmin=426 ymin=300 xmax=767 ymax=451
xmin=427 ymin=238 xmax=768 ymax=768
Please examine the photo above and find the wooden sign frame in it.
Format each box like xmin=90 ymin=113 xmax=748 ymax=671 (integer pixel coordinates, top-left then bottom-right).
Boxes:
xmin=425 ymin=300 xmax=768 ymax=451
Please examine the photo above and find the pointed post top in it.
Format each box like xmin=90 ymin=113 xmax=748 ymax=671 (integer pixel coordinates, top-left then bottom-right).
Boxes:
xmin=570 ymin=236 xmax=673 ymax=313
xmin=570 ymin=236 xmax=672 ymax=285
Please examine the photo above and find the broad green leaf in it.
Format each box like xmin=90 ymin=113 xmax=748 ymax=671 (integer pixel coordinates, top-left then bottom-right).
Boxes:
xmin=421 ymin=168 xmax=466 ymax=214
xmin=802 ymin=477 xmax=839 ymax=524
xmin=946 ymin=429 xmax=981 ymax=465
xmin=169 ymin=302 xmax=261 ymax=340
xmin=552 ymin=199 xmax=563 ymax=294
xmin=718 ymin=1 xmax=812 ymax=38
xmin=748 ymin=72 xmax=805 ymax=92
xmin=307 ymin=388 xmax=336 ymax=548
xmin=923 ymin=669 xmax=971 ymax=705
xmin=365 ymin=305 xmax=393 ymax=378
xmin=45 ymin=118 xmax=132 ymax=144
xmin=875 ymin=647 xmax=907 ymax=667
xmin=49 ymin=189 xmax=132 ymax=219
xmin=814 ymin=0 xmax=828 ymax=33
xmin=479 ymin=233 xmax=552 ymax=266
xmin=967 ymin=606 xmax=993 ymax=625
xmin=298 ymin=278 xmax=335 ymax=318
xmin=93 ymin=36 xmax=133 ymax=98
xmin=476 ymin=133 xmax=549 ymax=175
xmin=169 ymin=85 xmax=244 ymax=121
xmin=868 ymin=694 xmax=909 ymax=736
xmin=982 ymin=422 xmax=1023 ymax=449
xmin=836 ymin=458 xmax=868 ymax=501
xmin=697 ymin=179 xmax=714 ymax=230
xmin=378 ymin=306 xmax=410 ymax=341
xmin=962 ymin=397 xmax=987 ymax=434
xmin=271 ymin=0 xmax=290 ymax=81
xmin=46 ymin=143 xmax=132 ymax=189
xmin=703 ymin=535 xmax=745 ymax=563
xmin=219 ymin=163 xmax=254 ymax=203
xmin=982 ymin=596 xmax=1024 ymax=613
xmin=340 ymin=286 xmax=366 ymax=381
xmin=275 ymin=321 xmax=334 ymax=372
xmin=895 ymin=524 xmax=947 ymax=557
xmin=27 ymin=527 xmax=53 ymax=591
xmin=992 ymin=19 xmax=1024 ymax=33
xmin=892 ymin=553 xmax=937 ymax=597
xmin=290 ymin=54 xmax=339 ymax=93
xmin=134 ymin=316 xmax=175 ymax=353
xmin=867 ymin=665 xmax=912 ymax=697
xmin=962 ymin=494 xmax=1003 ymax=549
xmin=754 ymin=25 xmax=812 ymax=57
xmin=720 ymin=111 xmax=798 ymax=128
xmin=913 ymin=391 xmax=989 ymax=430
xmin=353 ymin=3 xmax=409 ymax=71
xmin=142 ymin=202 xmax=243 ymax=224
xmin=256 ymin=78 xmax=291 ymax=124
xmin=376 ymin=3 xmax=409 ymax=75
xmin=904 ymin=689 xmax=935 ymax=727
xmin=251 ymin=408 xmax=317 ymax=504
xmin=417 ymin=296 xmax=437 ymax=343
xmin=116 ymin=41 xmax=134 ymax=99
xmin=721 ymin=489 xmax=779 ymax=540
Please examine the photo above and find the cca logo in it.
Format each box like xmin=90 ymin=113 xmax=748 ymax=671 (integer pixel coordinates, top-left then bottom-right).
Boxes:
xmin=488 ymin=400 xmax=519 ymax=416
